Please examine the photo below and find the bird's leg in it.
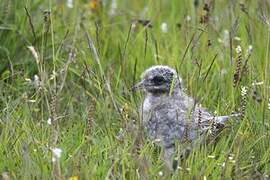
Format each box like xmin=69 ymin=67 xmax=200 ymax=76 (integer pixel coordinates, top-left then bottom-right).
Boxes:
xmin=162 ymin=146 xmax=175 ymax=171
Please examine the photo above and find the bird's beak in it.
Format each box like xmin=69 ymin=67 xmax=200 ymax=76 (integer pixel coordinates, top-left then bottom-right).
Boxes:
xmin=132 ymin=80 xmax=145 ymax=92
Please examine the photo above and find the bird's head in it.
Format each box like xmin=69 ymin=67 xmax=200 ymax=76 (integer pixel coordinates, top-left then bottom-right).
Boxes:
xmin=133 ymin=65 xmax=182 ymax=95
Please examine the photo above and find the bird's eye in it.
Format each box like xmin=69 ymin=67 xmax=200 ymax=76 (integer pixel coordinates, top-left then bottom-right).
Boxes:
xmin=152 ymin=76 xmax=165 ymax=84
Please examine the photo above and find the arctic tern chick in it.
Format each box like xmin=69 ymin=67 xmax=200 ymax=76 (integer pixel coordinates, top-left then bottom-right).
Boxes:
xmin=133 ymin=65 xmax=238 ymax=169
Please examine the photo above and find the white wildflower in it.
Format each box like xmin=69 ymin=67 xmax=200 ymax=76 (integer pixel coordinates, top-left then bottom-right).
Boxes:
xmin=131 ymin=22 xmax=136 ymax=30
xmin=186 ymin=15 xmax=191 ymax=22
xmin=33 ymin=74 xmax=41 ymax=87
xmin=236 ymin=45 xmax=242 ymax=54
xmin=248 ymin=45 xmax=253 ymax=53
xmin=221 ymin=162 xmax=226 ymax=167
xmin=67 ymin=0 xmax=73 ymax=8
xmin=158 ymin=171 xmax=163 ymax=176
xmin=161 ymin=22 xmax=168 ymax=33
xmin=246 ymin=45 xmax=253 ymax=57
xmin=47 ymin=118 xmax=52 ymax=125
xmin=177 ymin=166 xmax=183 ymax=170
xmin=234 ymin=36 xmax=241 ymax=41
xmin=52 ymin=148 xmax=62 ymax=162
xmin=268 ymin=98 xmax=270 ymax=110
xmin=217 ymin=38 xmax=223 ymax=43
xmin=153 ymin=138 xmax=162 ymax=143
xmin=25 ymin=78 xmax=31 ymax=83
xmin=252 ymin=81 xmax=264 ymax=86
xmin=208 ymin=155 xmax=215 ymax=159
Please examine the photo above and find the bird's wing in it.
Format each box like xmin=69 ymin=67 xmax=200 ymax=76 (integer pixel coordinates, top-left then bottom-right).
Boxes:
xmin=194 ymin=106 xmax=239 ymax=124
xmin=148 ymin=102 xmax=196 ymax=147
xmin=214 ymin=113 xmax=240 ymax=124
xmin=193 ymin=106 xmax=239 ymax=135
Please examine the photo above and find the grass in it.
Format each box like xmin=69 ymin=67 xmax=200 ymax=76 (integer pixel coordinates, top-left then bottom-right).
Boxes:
xmin=0 ymin=0 xmax=270 ymax=179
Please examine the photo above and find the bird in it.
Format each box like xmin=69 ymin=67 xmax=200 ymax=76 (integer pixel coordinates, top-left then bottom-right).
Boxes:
xmin=133 ymin=65 xmax=239 ymax=170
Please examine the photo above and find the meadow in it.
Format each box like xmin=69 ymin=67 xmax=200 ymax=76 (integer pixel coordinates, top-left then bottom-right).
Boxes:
xmin=0 ymin=0 xmax=270 ymax=179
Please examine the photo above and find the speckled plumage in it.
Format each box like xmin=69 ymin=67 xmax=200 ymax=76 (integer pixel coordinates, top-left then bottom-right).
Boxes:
xmin=134 ymin=65 xmax=238 ymax=169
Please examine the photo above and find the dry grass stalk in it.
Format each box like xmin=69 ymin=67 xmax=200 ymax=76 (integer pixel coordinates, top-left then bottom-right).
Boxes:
xmin=86 ymin=97 xmax=96 ymax=138
xmin=200 ymin=2 xmax=211 ymax=24
xmin=50 ymin=93 xmax=62 ymax=180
